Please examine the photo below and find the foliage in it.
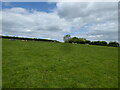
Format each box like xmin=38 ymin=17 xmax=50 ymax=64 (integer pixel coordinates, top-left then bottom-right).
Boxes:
xmin=108 ymin=42 xmax=119 ymax=47
xmin=85 ymin=40 xmax=91 ymax=44
xmin=67 ymin=37 xmax=86 ymax=44
xmin=78 ymin=38 xmax=86 ymax=44
xmin=63 ymin=35 xmax=119 ymax=47
xmin=90 ymin=41 xmax=107 ymax=46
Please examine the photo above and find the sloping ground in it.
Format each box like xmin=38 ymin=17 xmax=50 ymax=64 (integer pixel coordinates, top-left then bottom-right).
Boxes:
xmin=2 ymin=39 xmax=118 ymax=88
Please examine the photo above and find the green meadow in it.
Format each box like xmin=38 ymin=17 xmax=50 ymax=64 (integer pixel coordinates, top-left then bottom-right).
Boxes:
xmin=2 ymin=39 xmax=118 ymax=88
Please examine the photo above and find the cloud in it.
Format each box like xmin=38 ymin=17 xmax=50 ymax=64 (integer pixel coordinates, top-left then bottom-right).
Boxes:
xmin=56 ymin=2 xmax=117 ymax=20
xmin=1 ymin=2 xmax=118 ymax=42
xmin=56 ymin=2 xmax=118 ymax=41
xmin=1 ymin=7 xmax=72 ymax=41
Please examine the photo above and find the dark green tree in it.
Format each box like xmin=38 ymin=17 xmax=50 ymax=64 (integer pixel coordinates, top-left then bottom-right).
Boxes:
xmin=108 ymin=42 xmax=119 ymax=47
xmin=85 ymin=40 xmax=91 ymax=44
xmin=78 ymin=38 xmax=86 ymax=44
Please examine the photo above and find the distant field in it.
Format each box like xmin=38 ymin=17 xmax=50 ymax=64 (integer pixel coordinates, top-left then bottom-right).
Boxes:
xmin=2 ymin=39 xmax=118 ymax=88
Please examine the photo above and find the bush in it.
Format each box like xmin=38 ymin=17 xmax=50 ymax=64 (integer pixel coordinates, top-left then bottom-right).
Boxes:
xmin=77 ymin=38 xmax=86 ymax=44
xmin=108 ymin=42 xmax=119 ymax=47
xmin=68 ymin=37 xmax=79 ymax=44
xmin=68 ymin=38 xmax=90 ymax=44
xmin=90 ymin=41 xmax=107 ymax=46
xmin=85 ymin=40 xmax=91 ymax=44
xmin=99 ymin=41 xmax=107 ymax=46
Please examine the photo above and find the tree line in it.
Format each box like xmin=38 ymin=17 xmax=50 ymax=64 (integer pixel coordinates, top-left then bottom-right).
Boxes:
xmin=2 ymin=36 xmax=59 ymax=43
xmin=63 ymin=35 xmax=119 ymax=47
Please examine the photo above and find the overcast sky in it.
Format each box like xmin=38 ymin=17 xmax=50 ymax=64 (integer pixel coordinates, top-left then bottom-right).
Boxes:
xmin=1 ymin=2 xmax=118 ymax=42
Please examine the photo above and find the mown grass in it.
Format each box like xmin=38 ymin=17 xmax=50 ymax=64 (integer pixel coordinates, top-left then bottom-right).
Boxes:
xmin=2 ymin=39 xmax=118 ymax=88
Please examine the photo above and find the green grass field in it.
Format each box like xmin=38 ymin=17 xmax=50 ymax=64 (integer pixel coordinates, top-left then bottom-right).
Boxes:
xmin=2 ymin=39 xmax=118 ymax=88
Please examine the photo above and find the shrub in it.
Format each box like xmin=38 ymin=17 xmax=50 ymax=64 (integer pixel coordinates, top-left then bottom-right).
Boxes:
xmin=90 ymin=41 xmax=107 ymax=46
xmin=108 ymin=42 xmax=119 ymax=47
xmin=85 ymin=40 xmax=91 ymax=44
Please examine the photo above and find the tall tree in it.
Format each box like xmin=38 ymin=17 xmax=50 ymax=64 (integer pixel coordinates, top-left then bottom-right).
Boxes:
xmin=63 ymin=34 xmax=71 ymax=43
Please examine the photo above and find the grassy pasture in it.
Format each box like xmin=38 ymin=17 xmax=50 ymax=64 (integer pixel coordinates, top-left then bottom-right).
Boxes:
xmin=2 ymin=39 xmax=118 ymax=88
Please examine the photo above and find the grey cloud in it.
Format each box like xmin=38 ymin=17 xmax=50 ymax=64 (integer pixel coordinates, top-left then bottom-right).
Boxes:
xmin=56 ymin=2 xmax=118 ymax=42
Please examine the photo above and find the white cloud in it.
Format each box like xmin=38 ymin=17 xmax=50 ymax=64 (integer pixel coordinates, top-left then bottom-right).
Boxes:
xmin=1 ymin=2 xmax=118 ymax=42
xmin=2 ymin=7 xmax=72 ymax=41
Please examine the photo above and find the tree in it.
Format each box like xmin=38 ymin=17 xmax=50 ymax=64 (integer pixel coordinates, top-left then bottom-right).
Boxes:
xmin=67 ymin=37 xmax=78 ymax=43
xmin=78 ymin=38 xmax=86 ymax=44
xmin=63 ymin=34 xmax=71 ymax=43
xmin=90 ymin=41 xmax=107 ymax=46
xmin=71 ymin=37 xmax=79 ymax=43
xmin=72 ymin=37 xmax=78 ymax=40
xmin=108 ymin=42 xmax=119 ymax=47
xmin=85 ymin=40 xmax=91 ymax=44
xmin=100 ymin=41 xmax=107 ymax=46
xmin=63 ymin=35 xmax=119 ymax=47
xmin=67 ymin=37 xmax=89 ymax=44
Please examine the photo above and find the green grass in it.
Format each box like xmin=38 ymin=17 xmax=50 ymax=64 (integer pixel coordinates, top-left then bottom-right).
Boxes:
xmin=2 ymin=39 xmax=118 ymax=88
